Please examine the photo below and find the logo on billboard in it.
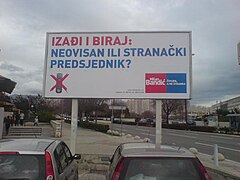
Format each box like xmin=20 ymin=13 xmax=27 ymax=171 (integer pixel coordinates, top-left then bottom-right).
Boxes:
xmin=145 ymin=73 xmax=186 ymax=93
xmin=145 ymin=74 xmax=166 ymax=93
xmin=50 ymin=73 xmax=69 ymax=93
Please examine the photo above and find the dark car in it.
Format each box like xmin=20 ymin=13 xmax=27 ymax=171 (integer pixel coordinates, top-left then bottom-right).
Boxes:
xmin=0 ymin=138 xmax=81 ymax=180
xmin=107 ymin=142 xmax=211 ymax=180
xmin=137 ymin=118 xmax=155 ymax=127
xmin=187 ymin=119 xmax=197 ymax=126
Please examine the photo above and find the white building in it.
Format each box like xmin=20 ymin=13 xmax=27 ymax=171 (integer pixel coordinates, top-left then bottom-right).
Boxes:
xmin=189 ymin=105 xmax=210 ymax=114
xmin=127 ymin=99 xmax=154 ymax=115
xmin=211 ymin=96 xmax=240 ymax=112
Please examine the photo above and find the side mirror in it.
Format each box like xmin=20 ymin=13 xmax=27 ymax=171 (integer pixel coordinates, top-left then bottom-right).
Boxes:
xmin=73 ymin=154 xmax=81 ymax=160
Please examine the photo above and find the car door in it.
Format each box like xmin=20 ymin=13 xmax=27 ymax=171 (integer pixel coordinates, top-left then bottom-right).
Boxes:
xmin=53 ymin=143 xmax=77 ymax=180
xmin=61 ymin=142 xmax=78 ymax=180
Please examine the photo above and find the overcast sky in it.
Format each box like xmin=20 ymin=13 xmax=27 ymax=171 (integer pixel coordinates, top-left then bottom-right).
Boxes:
xmin=0 ymin=0 xmax=240 ymax=107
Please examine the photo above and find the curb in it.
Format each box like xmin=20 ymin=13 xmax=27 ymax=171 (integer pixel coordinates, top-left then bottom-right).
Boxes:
xmin=205 ymin=166 xmax=240 ymax=180
xmin=163 ymin=127 xmax=240 ymax=138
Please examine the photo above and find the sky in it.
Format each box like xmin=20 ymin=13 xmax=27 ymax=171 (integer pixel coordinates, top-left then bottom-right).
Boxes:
xmin=0 ymin=0 xmax=240 ymax=107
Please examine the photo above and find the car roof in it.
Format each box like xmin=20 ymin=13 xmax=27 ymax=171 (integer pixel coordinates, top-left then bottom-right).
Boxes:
xmin=120 ymin=142 xmax=195 ymax=158
xmin=0 ymin=138 xmax=57 ymax=154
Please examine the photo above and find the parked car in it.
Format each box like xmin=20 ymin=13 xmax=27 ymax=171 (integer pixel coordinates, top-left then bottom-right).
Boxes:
xmin=187 ymin=119 xmax=197 ymax=126
xmin=0 ymin=138 xmax=81 ymax=180
xmin=137 ymin=118 xmax=155 ymax=127
xmin=107 ymin=142 xmax=211 ymax=180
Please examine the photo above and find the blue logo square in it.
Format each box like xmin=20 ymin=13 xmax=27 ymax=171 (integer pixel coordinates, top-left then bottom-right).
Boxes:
xmin=166 ymin=73 xmax=187 ymax=93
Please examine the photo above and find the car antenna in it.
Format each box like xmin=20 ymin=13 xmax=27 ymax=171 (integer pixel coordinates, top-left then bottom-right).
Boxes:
xmin=178 ymin=145 xmax=182 ymax=151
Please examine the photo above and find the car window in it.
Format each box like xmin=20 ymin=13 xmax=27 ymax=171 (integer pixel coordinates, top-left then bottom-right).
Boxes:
xmin=110 ymin=146 xmax=122 ymax=177
xmin=55 ymin=144 xmax=68 ymax=171
xmin=61 ymin=142 xmax=73 ymax=163
xmin=0 ymin=154 xmax=45 ymax=180
xmin=54 ymin=149 xmax=63 ymax=174
xmin=121 ymin=157 xmax=204 ymax=180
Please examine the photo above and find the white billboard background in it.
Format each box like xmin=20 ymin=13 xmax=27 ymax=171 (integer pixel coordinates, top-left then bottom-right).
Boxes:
xmin=43 ymin=32 xmax=191 ymax=99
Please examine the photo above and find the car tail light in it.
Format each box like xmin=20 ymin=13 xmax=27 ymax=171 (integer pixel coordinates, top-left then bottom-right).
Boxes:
xmin=111 ymin=158 xmax=126 ymax=180
xmin=0 ymin=152 xmax=19 ymax=154
xmin=45 ymin=151 xmax=55 ymax=180
xmin=195 ymin=158 xmax=212 ymax=180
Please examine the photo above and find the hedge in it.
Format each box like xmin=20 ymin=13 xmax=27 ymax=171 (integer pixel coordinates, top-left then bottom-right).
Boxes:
xmin=218 ymin=127 xmax=240 ymax=134
xmin=78 ymin=121 xmax=109 ymax=133
xmin=188 ymin=126 xmax=217 ymax=132
xmin=113 ymin=120 xmax=137 ymax=126
xmin=162 ymin=124 xmax=188 ymax=130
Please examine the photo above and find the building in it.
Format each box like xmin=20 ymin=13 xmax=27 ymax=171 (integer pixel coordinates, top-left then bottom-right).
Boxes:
xmin=126 ymin=99 xmax=154 ymax=115
xmin=0 ymin=75 xmax=16 ymax=94
xmin=211 ymin=96 xmax=240 ymax=112
xmin=189 ymin=105 xmax=210 ymax=115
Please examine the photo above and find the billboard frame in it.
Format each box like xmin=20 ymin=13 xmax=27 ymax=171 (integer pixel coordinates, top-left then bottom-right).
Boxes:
xmin=43 ymin=31 xmax=192 ymax=100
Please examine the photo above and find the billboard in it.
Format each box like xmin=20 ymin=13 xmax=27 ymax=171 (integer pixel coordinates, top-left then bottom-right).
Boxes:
xmin=43 ymin=31 xmax=192 ymax=99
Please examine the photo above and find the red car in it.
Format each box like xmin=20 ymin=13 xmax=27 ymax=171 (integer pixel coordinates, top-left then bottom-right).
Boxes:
xmin=107 ymin=142 xmax=211 ymax=180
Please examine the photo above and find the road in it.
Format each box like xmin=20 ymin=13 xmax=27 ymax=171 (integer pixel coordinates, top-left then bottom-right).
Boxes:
xmin=111 ymin=123 xmax=240 ymax=162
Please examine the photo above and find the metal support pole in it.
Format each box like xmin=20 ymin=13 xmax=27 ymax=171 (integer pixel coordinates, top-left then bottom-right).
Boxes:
xmin=185 ymin=100 xmax=188 ymax=124
xmin=0 ymin=108 xmax=4 ymax=139
xmin=111 ymin=99 xmax=114 ymax=131
xmin=156 ymin=100 xmax=162 ymax=148
xmin=70 ymin=99 xmax=78 ymax=155
xmin=120 ymin=107 xmax=123 ymax=136
xmin=214 ymin=144 xmax=219 ymax=166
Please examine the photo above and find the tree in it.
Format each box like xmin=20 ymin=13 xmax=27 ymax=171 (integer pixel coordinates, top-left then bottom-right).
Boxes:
xmin=162 ymin=100 xmax=184 ymax=124
xmin=11 ymin=95 xmax=30 ymax=115
xmin=78 ymin=98 xmax=106 ymax=116
xmin=12 ymin=95 xmax=55 ymax=123
xmin=141 ymin=110 xmax=154 ymax=119
xmin=216 ymin=109 xmax=230 ymax=116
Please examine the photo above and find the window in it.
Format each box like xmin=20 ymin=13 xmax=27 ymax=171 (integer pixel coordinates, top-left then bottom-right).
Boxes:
xmin=54 ymin=144 xmax=68 ymax=171
xmin=110 ymin=146 xmax=122 ymax=176
xmin=61 ymin=142 xmax=73 ymax=164
xmin=54 ymin=149 xmax=63 ymax=174
xmin=0 ymin=154 xmax=45 ymax=180
xmin=122 ymin=158 xmax=204 ymax=180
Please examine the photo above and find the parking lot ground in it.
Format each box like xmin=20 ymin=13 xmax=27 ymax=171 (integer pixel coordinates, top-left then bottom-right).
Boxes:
xmin=40 ymin=122 xmax=240 ymax=180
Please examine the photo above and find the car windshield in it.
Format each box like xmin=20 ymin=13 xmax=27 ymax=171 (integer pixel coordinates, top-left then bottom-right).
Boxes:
xmin=121 ymin=157 xmax=204 ymax=180
xmin=0 ymin=154 xmax=45 ymax=180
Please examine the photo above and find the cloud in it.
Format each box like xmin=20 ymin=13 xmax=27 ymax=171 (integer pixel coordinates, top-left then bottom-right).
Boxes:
xmin=0 ymin=0 xmax=240 ymax=106
xmin=0 ymin=62 xmax=24 ymax=72
xmin=20 ymin=81 xmax=42 ymax=95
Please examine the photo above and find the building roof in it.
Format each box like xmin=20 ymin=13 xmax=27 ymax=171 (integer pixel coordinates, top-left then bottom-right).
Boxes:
xmin=0 ymin=75 xmax=16 ymax=94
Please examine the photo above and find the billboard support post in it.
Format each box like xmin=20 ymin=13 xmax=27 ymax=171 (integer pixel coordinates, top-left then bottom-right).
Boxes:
xmin=111 ymin=99 xmax=114 ymax=131
xmin=70 ymin=99 xmax=78 ymax=155
xmin=0 ymin=108 xmax=4 ymax=139
xmin=156 ymin=100 xmax=162 ymax=148
xmin=120 ymin=106 xmax=123 ymax=136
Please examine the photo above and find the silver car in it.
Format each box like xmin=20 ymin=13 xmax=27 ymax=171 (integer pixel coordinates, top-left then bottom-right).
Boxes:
xmin=0 ymin=138 xmax=81 ymax=180
xmin=107 ymin=142 xmax=212 ymax=180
